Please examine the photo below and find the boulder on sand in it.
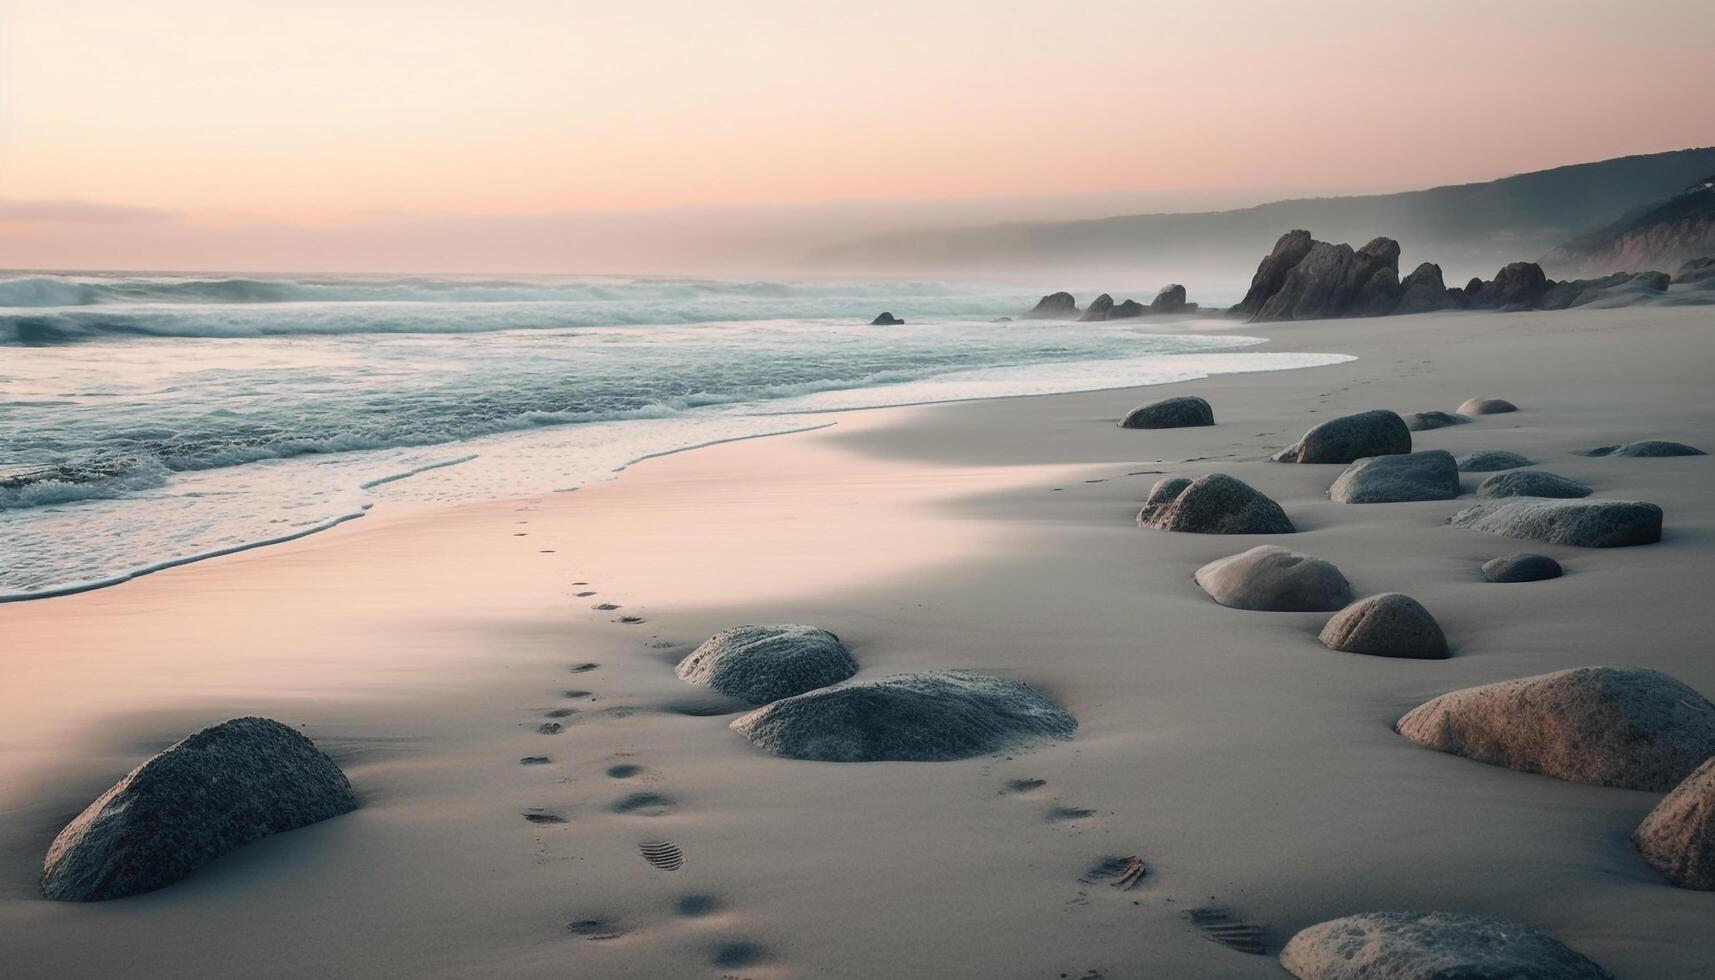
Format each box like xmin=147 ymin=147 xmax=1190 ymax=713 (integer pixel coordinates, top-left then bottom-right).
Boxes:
xmin=1136 ymin=473 xmax=1294 ymax=534
xmin=1447 ymin=498 xmax=1661 ymax=547
xmin=1026 ymin=291 xmax=1080 ymax=319
xmin=729 ymin=670 xmax=1076 ymax=762
xmin=870 ymin=312 xmax=903 ymax=325
xmin=675 ymin=625 xmax=857 ymax=706
xmin=1457 ymin=450 xmax=1531 ymax=472
xmin=1394 ymin=666 xmax=1715 ymax=790
xmin=1194 ymin=545 xmax=1353 ymax=612
xmin=1319 ymin=593 xmax=1449 ymax=659
xmin=1457 ymin=397 xmax=1518 ymax=415
xmin=1233 ymin=232 xmax=1403 ymax=321
xmin=1634 ymin=756 xmax=1715 ymax=890
xmin=1328 ymin=450 xmax=1459 ymax=503
xmin=40 ymin=717 xmax=357 ymax=902
xmin=1079 ymin=293 xmax=1115 ymax=322
xmin=1280 ymin=911 xmax=1614 ymax=980
xmin=1476 ymin=470 xmax=1592 ymax=499
xmin=1403 ymin=410 xmax=1469 ymax=432
xmin=1274 ymin=409 xmax=1412 ymax=464
xmin=1481 ymin=553 xmax=1563 ymax=583
xmin=1581 ymin=440 xmax=1705 ymax=458
xmin=1118 ymin=395 xmax=1214 ymax=429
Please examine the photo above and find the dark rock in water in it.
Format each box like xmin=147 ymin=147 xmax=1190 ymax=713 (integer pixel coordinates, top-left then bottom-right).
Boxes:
xmin=1150 ymin=283 xmax=1189 ymax=313
xmin=1403 ymin=410 xmax=1470 ymax=432
xmin=1394 ymin=262 xmax=1455 ymax=314
xmin=1110 ymin=299 xmax=1147 ymax=318
xmin=1581 ymin=440 xmax=1705 ymax=458
xmin=1239 ymin=234 xmax=1403 ymax=322
xmin=1456 ymin=450 xmax=1531 ymax=472
xmin=1395 ymin=666 xmax=1715 ymax=790
xmin=1026 ymin=291 xmax=1080 ymax=319
xmin=1675 ymin=256 xmax=1715 ymax=284
xmin=1136 ymin=473 xmax=1294 ymax=534
xmin=1538 ymin=271 xmax=1670 ymax=310
xmin=730 ymin=671 xmax=1076 ymax=762
xmin=1319 ymin=593 xmax=1449 ymax=659
xmin=1457 ymin=397 xmax=1517 ymax=415
xmin=1328 ymin=450 xmax=1458 ymax=504
xmin=1468 ymin=261 xmax=1551 ymax=311
xmin=870 ymin=312 xmax=903 ymax=325
xmin=1635 ymin=755 xmax=1715 ymax=890
xmin=1078 ymin=293 xmax=1115 ymax=322
xmin=1194 ymin=545 xmax=1352 ymax=612
xmin=1280 ymin=911 xmax=1614 ymax=980
xmin=1275 ymin=410 xmax=1411 ymax=464
xmin=1447 ymin=498 xmax=1661 ymax=547
xmin=1481 ymin=553 xmax=1563 ymax=583
xmin=1476 ymin=470 xmax=1591 ymax=499
xmin=676 ymin=625 xmax=857 ymax=706
xmin=41 ymin=717 xmax=356 ymax=901
xmin=1119 ymin=395 xmax=1214 ymax=429
xmin=1142 ymin=476 xmax=1192 ymax=507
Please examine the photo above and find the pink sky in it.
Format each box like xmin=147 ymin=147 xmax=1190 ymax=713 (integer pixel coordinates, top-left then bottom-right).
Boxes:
xmin=1 ymin=0 xmax=1712 ymax=272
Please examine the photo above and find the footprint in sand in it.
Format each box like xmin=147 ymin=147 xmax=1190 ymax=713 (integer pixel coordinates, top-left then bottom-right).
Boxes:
xmin=522 ymin=808 xmax=567 ymax=825
xmin=639 ymin=840 xmax=685 ymax=871
xmin=617 ymin=615 xmax=646 ymax=625
xmin=563 ymin=689 xmax=594 ymax=699
xmin=1184 ymin=905 xmax=1269 ymax=956
xmin=576 ymin=591 xmax=597 ymax=597
xmin=544 ymin=707 xmax=578 ymax=719
xmin=594 ymin=602 xmax=621 ymax=610
xmin=610 ymin=792 xmax=675 ymax=816
xmin=710 ymin=940 xmax=769 ymax=970
xmin=1000 ymin=777 xmax=1047 ymax=797
xmin=607 ymin=764 xmax=645 ymax=779
xmin=566 ymin=917 xmax=625 ymax=941
xmin=675 ymin=894 xmax=719 ymax=918
xmin=536 ymin=722 xmax=565 ymax=735
xmin=568 ymin=662 xmax=600 ymax=674
xmin=520 ymin=756 xmax=552 ymax=766
xmin=1046 ymin=805 xmax=1104 ymax=831
xmin=1078 ymin=854 xmax=1147 ymax=891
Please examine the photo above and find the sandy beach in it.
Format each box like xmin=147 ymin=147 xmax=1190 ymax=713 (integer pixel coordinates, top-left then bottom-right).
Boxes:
xmin=3 ymin=304 xmax=1713 ymax=978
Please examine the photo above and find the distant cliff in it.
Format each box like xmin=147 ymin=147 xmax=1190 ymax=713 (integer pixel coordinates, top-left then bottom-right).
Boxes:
xmin=1540 ymin=178 xmax=1715 ymax=276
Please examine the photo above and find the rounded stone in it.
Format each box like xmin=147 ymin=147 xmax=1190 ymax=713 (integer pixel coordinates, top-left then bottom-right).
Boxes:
xmin=1194 ymin=545 xmax=1353 ymax=612
xmin=1329 ymin=450 xmax=1459 ymax=503
xmin=1403 ymin=410 xmax=1470 ymax=432
xmin=1136 ymin=473 xmax=1294 ymax=534
xmin=1319 ymin=593 xmax=1449 ymax=659
xmin=1275 ymin=409 xmax=1412 ymax=465
xmin=1481 ymin=553 xmax=1563 ymax=583
xmin=675 ymin=625 xmax=857 ymax=706
xmin=1118 ymin=395 xmax=1214 ymax=429
xmin=1476 ymin=470 xmax=1592 ymax=499
xmin=1582 ymin=440 xmax=1706 ymax=458
xmin=1280 ymin=911 xmax=1613 ymax=980
xmin=1634 ymin=756 xmax=1715 ymax=890
xmin=1456 ymin=450 xmax=1532 ymax=472
xmin=1457 ymin=397 xmax=1518 ymax=415
xmin=1447 ymin=498 xmax=1661 ymax=547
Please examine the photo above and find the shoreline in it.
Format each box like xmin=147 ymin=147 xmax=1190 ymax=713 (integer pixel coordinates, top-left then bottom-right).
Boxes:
xmin=3 ymin=304 xmax=1714 ymax=977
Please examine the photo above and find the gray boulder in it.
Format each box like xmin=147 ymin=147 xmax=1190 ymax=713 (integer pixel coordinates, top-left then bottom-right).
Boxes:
xmin=1232 ymin=230 xmax=1317 ymax=320
xmin=41 ymin=717 xmax=356 ymax=902
xmin=1150 ymin=283 xmax=1189 ymax=313
xmin=1319 ymin=593 xmax=1449 ymax=659
xmin=1118 ymin=395 xmax=1214 ymax=429
xmin=1110 ymin=298 xmax=1147 ymax=318
xmin=1394 ymin=262 xmax=1456 ymax=314
xmin=1194 ymin=545 xmax=1353 ymax=612
xmin=675 ymin=625 xmax=857 ymax=706
xmin=1476 ymin=470 xmax=1592 ymax=499
xmin=1481 ymin=553 xmax=1563 ymax=583
xmin=1141 ymin=477 xmax=1192 ymax=507
xmin=1468 ymin=262 xmax=1551 ymax=311
xmin=1136 ymin=473 xmax=1294 ymax=534
xmin=1395 ymin=666 xmax=1715 ymax=790
xmin=1079 ymin=293 xmax=1115 ymax=322
xmin=1026 ymin=291 xmax=1079 ymax=319
xmin=1457 ymin=397 xmax=1518 ymax=415
xmin=1634 ymin=756 xmax=1715 ymax=890
xmin=1403 ymin=411 xmax=1469 ymax=432
xmin=1275 ymin=410 xmax=1412 ymax=464
xmin=1280 ymin=911 xmax=1613 ymax=980
xmin=1329 ymin=450 xmax=1459 ymax=503
xmin=870 ymin=312 xmax=903 ymax=325
xmin=729 ymin=671 xmax=1076 ymax=762
xmin=1581 ymin=440 xmax=1705 ymax=458
xmin=1447 ymin=498 xmax=1661 ymax=547
xmin=1457 ymin=450 xmax=1531 ymax=472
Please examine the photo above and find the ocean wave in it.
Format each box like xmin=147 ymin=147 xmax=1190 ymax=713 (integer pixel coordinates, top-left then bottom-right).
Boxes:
xmin=0 ymin=454 xmax=171 ymax=509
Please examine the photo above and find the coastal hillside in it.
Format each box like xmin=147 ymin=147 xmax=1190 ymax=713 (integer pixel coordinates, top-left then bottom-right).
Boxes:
xmin=1540 ymin=176 xmax=1715 ymax=275
xmin=809 ymin=148 xmax=1715 ymax=281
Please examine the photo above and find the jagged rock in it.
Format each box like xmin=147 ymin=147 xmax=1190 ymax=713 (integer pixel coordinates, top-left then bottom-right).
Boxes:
xmin=1280 ymin=911 xmax=1614 ymax=980
xmin=870 ymin=312 xmax=903 ymax=325
xmin=1403 ymin=411 xmax=1470 ymax=432
xmin=730 ymin=671 xmax=1076 ymax=762
xmin=1136 ymin=473 xmax=1294 ymax=534
xmin=1241 ymin=235 xmax=1403 ymax=321
xmin=1469 ymin=262 xmax=1551 ymax=310
xmin=1457 ymin=450 xmax=1531 ymax=472
xmin=1634 ymin=756 xmax=1715 ymax=890
xmin=1233 ymin=230 xmax=1317 ymax=319
xmin=675 ymin=625 xmax=857 ymax=706
xmin=1079 ymin=293 xmax=1115 ymax=322
xmin=1150 ymin=283 xmax=1189 ymax=313
xmin=1675 ymin=256 xmax=1715 ymax=284
xmin=1394 ymin=262 xmax=1456 ymax=314
xmin=1476 ymin=470 xmax=1592 ymax=499
xmin=1581 ymin=440 xmax=1705 ymax=457
xmin=1448 ymin=498 xmax=1661 ymax=547
xmin=1328 ymin=451 xmax=1458 ymax=504
xmin=1194 ymin=545 xmax=1353 ymax=612
xmin=1538 ymin=271 xmax=1670 ymax=310
xmin=40 ymin=717 xmax=356 ymax=902
xmin=1457 ymin=397 xmax=1517 ymax=415
xmin=1395 ymin=666 xmax=1715 ymax=790
xmin=1275 ymin=410 xmax=1412 ymax=464
xmin=1111 ymin=298 xmax=1147 ymax=318
xmin=1319 ymin=593 xmax=1449 ymax=659
xmin=1481 ymin=553 xmax=1563 ymax=583
xmin=1026 ymin=291 xmax=1079 ymax=319
xmin=1118 ymin=395 xmax=1214 ymax=429
xmin=1543 ymin=179 xmax=1715 ymax=279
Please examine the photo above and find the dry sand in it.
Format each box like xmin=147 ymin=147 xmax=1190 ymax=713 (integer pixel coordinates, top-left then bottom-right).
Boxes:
xmin=2 ymin=305 xmax=1712 ymax=977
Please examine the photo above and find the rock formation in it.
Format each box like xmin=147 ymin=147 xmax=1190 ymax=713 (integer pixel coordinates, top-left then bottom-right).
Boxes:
xmin=1078 ymin=293 xmax=1115 ymax=322
xmin=1150 ymin=283 xmax=1190 ymax=313
xmin=1394 ymin=262 xmax=1456 ymax=314
xmin=870 ymin=312 xmax=904 ymax=325
xmin=1541 ymin=178 xmax=1715 ymax=276
xmin=675 ymin=625 xmax=857 ymax=706
xmin=1537 ymin=271 xmax=1670 ymax=310
xmin=1233 ymin=232 xmax=1404 ymax=322
xmin=1194 ymin=545 xmax=1353 ymax=612
xmin=1026 ymin=291 xmax=1080 ymax=319
xmin=1118 ymin=395 xmax=1214 ymax=429
xmin=1136 ymin=473 xmax=1294 ymax=534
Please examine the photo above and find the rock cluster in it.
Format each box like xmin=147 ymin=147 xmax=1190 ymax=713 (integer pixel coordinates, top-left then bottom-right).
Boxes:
xmin=1026 ymin=291 xmax=1080 ymax=319
xmin=1119 ymin=395 xmax=1214 ymax=429
xmin=1062 ymin=285 xmax=1199 ymax=321
xmin=675 ymin=625 xmax=857 ymax=706
xmin=1136 ymin=473 xmax=1294 ymax=534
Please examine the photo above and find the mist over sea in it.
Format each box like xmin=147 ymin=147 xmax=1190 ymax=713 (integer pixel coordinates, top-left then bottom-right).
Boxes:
xmin=0 ymin=272 xmax=1350 ymax=599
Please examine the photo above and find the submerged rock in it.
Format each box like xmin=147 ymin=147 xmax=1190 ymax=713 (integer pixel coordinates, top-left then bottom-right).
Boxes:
xmin=1395 ymin=666 xmax=1715 ymax=790
xmin=1280 ymin=911 xmax=1614 ymax=980
xmin=1319 ymin=593 xmax=1449 ymax=659
xmin=1118 ymin=395 xmax=1214 ymax=429
xmin=41 ymin=717 xmax=357 ymax=902
xmin=1481 ymin=553 xmax=1563 ymax=583
xmin=1456 ymin=450 xmax=1531 ymax=472
xmin=1634 ymin=756 xmax=1715 ymax=890
xmin=1194 ymin=545 xmax=1353 ymax=612
xmin=1328 ymin=450 xmax=1459 ymax=503
xmin=1581 ymin=440 xmax=1706 ymax=458
xmin=1403 ymin=410 xmax=1469 ymax=432
xmin=730 ymin=671 xmax=1076 ymax=762
xmin=1447 ymin=498 xmax=1662 ymax=547
xmin=675 ymin=625 xmax=857 ymax=706
xmin=1136 ymin=473 xmax=1294 ymax=534
xmin=1476 ymin=470 xmax=1592 ymax=499
xmin=1026 ymin=291 xmax=1080 ymax=319
xmin=1275 ymin=410 xmax=1412 ymax=465
xmin=870 ymin=312 xmax=904 ymax=325
xmin=1457 ymin=397 xmax=1518 ymax=415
